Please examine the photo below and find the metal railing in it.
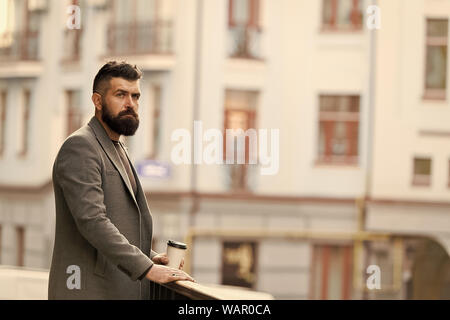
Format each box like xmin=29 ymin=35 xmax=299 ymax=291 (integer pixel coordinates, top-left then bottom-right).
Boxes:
xmin=150 ymin=280 xmax=274 ymax=300
xmin=228 ymin=25 xmax=261 ymax=59
xmin=149 ymin=281 xmax=191 ymax=300
xmin=107 ymin=21 xmax=173 ymax=56
xmin=0 ymin=31 xmax=40 ymax=61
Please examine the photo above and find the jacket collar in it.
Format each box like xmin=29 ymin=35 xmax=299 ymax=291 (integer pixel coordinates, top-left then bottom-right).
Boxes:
xmin=88 ymin=116 xmax=139 ymax=207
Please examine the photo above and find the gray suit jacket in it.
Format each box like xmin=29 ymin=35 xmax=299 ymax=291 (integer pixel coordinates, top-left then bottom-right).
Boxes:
xmin=49 ymin=116 xmax=156 ymax=300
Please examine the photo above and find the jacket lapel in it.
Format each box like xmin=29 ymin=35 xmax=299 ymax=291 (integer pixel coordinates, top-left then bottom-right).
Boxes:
xmin=88 ymin=116 xmax=139 ymax=208
xmin=120 ymin=141 xmax=148 ymax=211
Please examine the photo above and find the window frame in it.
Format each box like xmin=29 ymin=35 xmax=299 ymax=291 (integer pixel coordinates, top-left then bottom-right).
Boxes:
xmin=228 ymin=0 xmax=262 ymax=59
xmin=310 ymin=243 xmax=353 ymax=300
xmin=423 ymin=18 xmax=449 ymax=101
xmin=62 ymin=0 xmax=83 ymax=62
xmin=108 ymin=0 xmax=171 ymax=56
xmin=223 ymin=90 xmax=259 ymax=192
xmin=412 ymin=157 xmax=432 ymax=187
xmin=66 ymin=89 xmax=83 ymax=137
xmin=228 ymin=0 xmax=260 ymax=29
xmin=316 ymin=95 xmax=360 ymax=166
xmin=321 ymin=0 xmax=363 ymax=32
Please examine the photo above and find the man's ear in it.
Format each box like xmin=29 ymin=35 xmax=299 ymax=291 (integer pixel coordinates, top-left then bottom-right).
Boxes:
xmin=92 ymin=92 xmax=102 ymax=112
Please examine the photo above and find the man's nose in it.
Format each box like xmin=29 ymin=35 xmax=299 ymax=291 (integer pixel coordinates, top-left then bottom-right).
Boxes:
xmin=125 ymin=94 xmax=133 ymax=105
xmin=124 ymin=95 xmax=137 ymax=109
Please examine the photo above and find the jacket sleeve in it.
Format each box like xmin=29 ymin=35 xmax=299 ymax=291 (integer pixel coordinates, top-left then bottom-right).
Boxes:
xmin=55 ymin=135 xmax=153 ymax=281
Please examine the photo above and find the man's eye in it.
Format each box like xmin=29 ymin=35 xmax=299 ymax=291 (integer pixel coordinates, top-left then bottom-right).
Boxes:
xmin=117 ymin=93 xmax=125 ymax=97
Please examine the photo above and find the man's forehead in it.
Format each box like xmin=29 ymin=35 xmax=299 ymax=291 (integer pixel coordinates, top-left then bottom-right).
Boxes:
xmin=110 ymin=77 xmax=140 ymax=92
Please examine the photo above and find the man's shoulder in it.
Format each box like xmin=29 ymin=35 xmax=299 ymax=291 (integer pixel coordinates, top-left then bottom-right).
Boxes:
xmin=52 ymin=126 xmax=102 ymax=182
xmin=58 ymin=125 xmax=99 ymax=156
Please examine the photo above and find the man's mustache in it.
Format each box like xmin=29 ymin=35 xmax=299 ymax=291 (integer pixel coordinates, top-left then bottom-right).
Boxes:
xmin=119 ymin=109 xmax=138 ymax=118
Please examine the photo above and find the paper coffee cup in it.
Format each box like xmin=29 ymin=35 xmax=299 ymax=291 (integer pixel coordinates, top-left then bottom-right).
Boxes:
xmin=166 ymin=240 xmax=187 ymax=269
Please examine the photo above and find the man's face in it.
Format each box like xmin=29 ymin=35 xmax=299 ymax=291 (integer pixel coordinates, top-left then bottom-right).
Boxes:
xmin=101 ymin=77 xmax=141 ymax=136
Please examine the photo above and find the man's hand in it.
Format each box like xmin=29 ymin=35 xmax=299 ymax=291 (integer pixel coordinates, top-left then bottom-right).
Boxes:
xmin=152 ymin=253 xmax=169 ymax=265
xmin=152 ymin=253 xmax=185 ymax=270
xmin=145 ymin=264 xmax=195 ymax=284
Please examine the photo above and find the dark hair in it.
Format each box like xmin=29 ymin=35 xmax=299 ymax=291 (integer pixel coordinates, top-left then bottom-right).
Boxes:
xmin=93 ymin=61 xmax=142 ymax=95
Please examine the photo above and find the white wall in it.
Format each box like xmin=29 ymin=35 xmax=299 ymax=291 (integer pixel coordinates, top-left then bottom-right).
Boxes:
xmin=371 ymin=0 xmax=450 ymax=201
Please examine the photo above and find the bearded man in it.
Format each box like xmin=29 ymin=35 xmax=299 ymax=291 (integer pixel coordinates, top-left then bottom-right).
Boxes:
xmin=48 ymin=61 xmax=193 ymax=300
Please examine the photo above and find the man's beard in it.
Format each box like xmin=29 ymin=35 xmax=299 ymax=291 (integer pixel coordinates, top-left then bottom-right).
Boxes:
xmin=101 ymin=100 xmax=139 ymax=136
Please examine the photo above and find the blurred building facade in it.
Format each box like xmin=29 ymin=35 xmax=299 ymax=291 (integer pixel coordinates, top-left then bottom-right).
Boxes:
xmin=0 ymin=0 xmax=449 ymax=299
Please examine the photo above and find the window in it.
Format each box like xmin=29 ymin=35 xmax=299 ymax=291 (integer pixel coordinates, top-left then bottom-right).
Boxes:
xmin=66 ymin=90 xmax=82 ymax=136
xmin=0 ymin=0 xmax=40 ymax=61
xmin=16 ymin=226 xmax=25 ymax=267
xmin=412 ymin=157 xmax=432 ymax=186
xmin=317 ymin=95 xmax=360 ymax=165
xmin=0 ymin=0 xmax=15 ymax=51
xmin=0 ymin=91 xmax=6 ymax=157
xmin=424 ymin=19 xmax=448 ymax=100
xmin=17 ymin=89 xmax=31 ymax=157
xmin=310 ymin=244 xmax=353 ymax=300
xmin=147 ymin=85 xmax=161 ymax=159
xmin=26 ymin=0 xmax=41 ymax=32
xmin=228 ymin=0 xmax=261 ymax=59
xmin=62 ymin=0 xmax=83 ymax=62
xmin=322 ymin=0 xmax=363 ymax=31
xmin=112 ymin=0 xmax=157 ymax=24
xmin=222 ymin=241 xmax=257 ymax=289
xmin=108 ymin=0 xmax=172 ymax=55
xmin=224 ymin=90 xmax=258 ymax=192
xmin=229 ymin=0 xmax=259 ymax=27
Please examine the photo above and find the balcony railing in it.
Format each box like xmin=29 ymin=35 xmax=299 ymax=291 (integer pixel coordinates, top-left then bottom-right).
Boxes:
xmin=228 ymin=25 xmax=261 ymax=59
xmin=0 ymin=31 xmax=39 ymax=61
xmin=107 ymin=21 xmax=173 ymax=56
xmin=150 ymin=280 xmax=274 ymax=300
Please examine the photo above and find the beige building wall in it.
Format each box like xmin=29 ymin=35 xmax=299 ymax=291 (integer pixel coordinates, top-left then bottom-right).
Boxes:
xmin=367 ymin=0 xmax=450 ymax=253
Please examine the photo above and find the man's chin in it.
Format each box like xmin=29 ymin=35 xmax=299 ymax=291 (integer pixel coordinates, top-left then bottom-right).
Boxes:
xmin=119 ymin=123 xmax=139 ymax=136
xmin=102 ymin=112 xmax=139 ymax=136
xmin=121 ymin=130 xmax=138 ymax=136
